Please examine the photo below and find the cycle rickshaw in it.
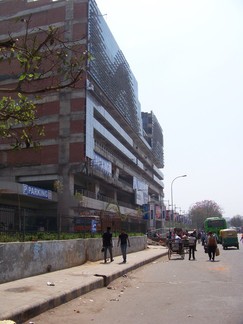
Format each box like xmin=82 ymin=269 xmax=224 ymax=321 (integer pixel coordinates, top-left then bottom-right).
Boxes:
xmin=167 ymin=239 xmax=185 ymax=260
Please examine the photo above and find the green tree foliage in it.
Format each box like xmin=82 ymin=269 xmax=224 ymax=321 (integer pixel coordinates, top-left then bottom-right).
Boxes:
xmin=230 ymin=215 xmax=243 ymax=228
xmin=189 ymin=200 xmax=223 ymax=229
xmin=0 ymin=93 xmax=44 ymax=148
xmin=0 ymin=16 xmax=90 ymax=148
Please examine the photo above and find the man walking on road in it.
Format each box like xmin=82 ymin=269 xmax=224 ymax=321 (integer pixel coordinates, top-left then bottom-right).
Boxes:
xmin=188 ymin=232 xmax=196 ymax=260
xmin=207 ymin=232 xmax=217 ymax=261
xmin=117 ymin=229 xmax=130 ymax=263
xmin=102 ymin=227 xmax=114 ymax=263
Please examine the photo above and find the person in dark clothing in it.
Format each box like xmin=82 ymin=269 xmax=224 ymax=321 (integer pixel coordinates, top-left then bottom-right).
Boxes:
xmin=192 ymin=229 xmax=197 ymax=251
xmin=102 ymin=227 xmax=114 ymax=263
xmin=207 ymin=232 xmax=217 ymax=261
xmin=117 ymin=229 xmax=131 ymax=263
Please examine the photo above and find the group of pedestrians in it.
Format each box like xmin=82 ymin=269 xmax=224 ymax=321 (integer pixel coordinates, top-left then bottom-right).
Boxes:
xmin=188 ymin=230 xmax=219 ymax=261
xmin=103 ymin=226 xmax=222 ymax=264
xmin=188 ymin=230 xmax=218 ymax=261
xmin=102 ymin=227 xmax=130 ymax=264
xmin=168 ymin=228 xmax=220 ymax=262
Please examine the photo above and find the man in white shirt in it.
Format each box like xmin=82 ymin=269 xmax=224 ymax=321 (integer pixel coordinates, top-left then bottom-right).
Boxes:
xmin=188 ymin=233 xmax=196 ymax=260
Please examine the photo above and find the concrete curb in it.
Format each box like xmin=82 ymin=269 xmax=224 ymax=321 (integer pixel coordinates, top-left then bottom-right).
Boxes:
xmin=2 ymin=277 xmax=104 ymax=324
xmin=97 ymin=249 xmax=168 ymax=287
xmin=1 ymin=248 xmax=167 ymax=323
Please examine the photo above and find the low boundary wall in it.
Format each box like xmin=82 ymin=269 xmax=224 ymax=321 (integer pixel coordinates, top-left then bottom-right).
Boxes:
xmin=0 ymin=236 xmax=147 ymax=283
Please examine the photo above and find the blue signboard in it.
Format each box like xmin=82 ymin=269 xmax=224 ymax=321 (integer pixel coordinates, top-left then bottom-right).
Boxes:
xmin=142 ymin=204 xmax=150 ymax=220
xmin=22 ymin=184 xmax=52 ymax=200
xmin=91 ymin=220 xmax=97 ymax=233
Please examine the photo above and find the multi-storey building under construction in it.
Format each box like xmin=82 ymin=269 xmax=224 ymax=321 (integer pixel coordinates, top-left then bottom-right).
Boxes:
xmin=0 ymin=0 xmax=164 ymax=233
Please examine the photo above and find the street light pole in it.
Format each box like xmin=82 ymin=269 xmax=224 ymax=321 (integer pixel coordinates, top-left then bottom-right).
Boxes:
xmin=170 ymin=175 xmax=187 ymax=228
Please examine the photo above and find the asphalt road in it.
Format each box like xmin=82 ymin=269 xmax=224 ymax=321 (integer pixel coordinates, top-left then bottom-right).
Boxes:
xmin=24 ymin=239 xmax=243 ymax=324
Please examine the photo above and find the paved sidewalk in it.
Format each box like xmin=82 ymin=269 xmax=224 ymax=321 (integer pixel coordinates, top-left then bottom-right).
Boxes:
xmin=0 ymin=245 xmax=167 ymax=323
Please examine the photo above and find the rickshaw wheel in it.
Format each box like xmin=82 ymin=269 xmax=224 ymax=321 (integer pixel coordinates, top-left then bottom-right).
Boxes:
xmin=168 ymin=249 xmax=171 ymax=260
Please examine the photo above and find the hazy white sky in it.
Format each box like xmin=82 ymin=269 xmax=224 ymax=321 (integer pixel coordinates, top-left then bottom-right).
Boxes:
xmin=95 ymin=0 xmax=243 ymax=218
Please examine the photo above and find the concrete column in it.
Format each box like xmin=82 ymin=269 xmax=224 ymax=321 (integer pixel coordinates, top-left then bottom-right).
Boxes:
xmin=95 ymin=184 xmax=100 ymax=198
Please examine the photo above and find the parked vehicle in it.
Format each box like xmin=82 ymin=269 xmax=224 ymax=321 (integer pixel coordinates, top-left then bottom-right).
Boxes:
xmin=219 ymin=229 xmax=239 ymax=250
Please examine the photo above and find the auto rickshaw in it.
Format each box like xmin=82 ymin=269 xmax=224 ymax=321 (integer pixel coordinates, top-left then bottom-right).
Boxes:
xmin=219 ymin=229 xmax=239 ymax=250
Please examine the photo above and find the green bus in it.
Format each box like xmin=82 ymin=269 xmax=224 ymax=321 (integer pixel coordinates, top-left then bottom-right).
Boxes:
xmin=204 ymin=217 xmax=227 ymax=243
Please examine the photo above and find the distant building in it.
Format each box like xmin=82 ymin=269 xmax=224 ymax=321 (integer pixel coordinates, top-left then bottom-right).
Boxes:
xmin=0 ymin=0 xmax=164 ymax=232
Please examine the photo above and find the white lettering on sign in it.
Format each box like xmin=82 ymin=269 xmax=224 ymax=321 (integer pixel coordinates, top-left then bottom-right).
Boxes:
xmin=23 ymin=184 xmax=52 ymax=200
